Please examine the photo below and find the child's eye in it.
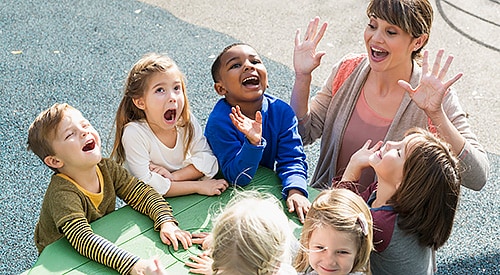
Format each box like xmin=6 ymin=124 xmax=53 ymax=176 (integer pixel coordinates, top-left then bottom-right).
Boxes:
xmin=229 ymin=63 xmax=241 ymax=69
xmin=65 ymin=132 xmax=74 ymax=140
xmin=312 ymin=245 xmax=327 ymax=252
xmin=387 ymin=30 xmax=397 ymax=35
xmin=251 ymin=59 xmax=262 ymax=65
xmin=174 ymin=85 xmax=182 ymax=91
xmin=156 ymin=88 xmax=165 ymax=93
xmin=337 ymin=250 xmax=351 ymax=255
xmin=367 ymin=23 xmax=376 ymax=29
xmin=397 ymin=149 xmax=401 ymax=157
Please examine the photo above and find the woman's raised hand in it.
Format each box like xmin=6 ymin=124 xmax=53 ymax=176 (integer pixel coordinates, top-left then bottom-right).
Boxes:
xmin=294 ymin=17 xmax=328 ymax=75
xmin=398 ymin=49 xmax=463 ymax=116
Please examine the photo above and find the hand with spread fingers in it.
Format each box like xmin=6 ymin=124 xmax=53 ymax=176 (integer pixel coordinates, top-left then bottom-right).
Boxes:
xmin=293 ymin=16 xmax=328 ymax=76
xmin=398 ymin=49 xmax=463 ymax=117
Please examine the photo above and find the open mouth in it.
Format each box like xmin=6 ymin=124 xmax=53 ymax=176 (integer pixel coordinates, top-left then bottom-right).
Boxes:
xmin=242 ymin=76 xmax=260 ymax=87
xmin=164 ymin=109 xmax=177 ymax=122
xmin=82 ymin=140 xmax=96 ymax=152
xmin=371 ymin=46 xmax=389 ymax=59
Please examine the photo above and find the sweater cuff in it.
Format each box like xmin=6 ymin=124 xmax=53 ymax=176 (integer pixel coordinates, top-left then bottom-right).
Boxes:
xmin=457 ymin=142 xmax=469 ymax=160
xmin=281 ymin=174 xmax=309 ymax=199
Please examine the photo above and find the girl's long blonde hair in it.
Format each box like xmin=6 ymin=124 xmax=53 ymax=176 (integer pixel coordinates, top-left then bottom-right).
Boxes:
xmin=111 ymin=53 xmax=193 ymax=164
xmin=294 ymin=189 xmax=373 ymax=274
xmin=210 ymin=191 xmax=294 ymax=275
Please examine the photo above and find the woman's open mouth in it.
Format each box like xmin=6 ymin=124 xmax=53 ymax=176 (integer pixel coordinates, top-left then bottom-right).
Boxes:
xmin=370 ymin=46 xmax=389 ymax=62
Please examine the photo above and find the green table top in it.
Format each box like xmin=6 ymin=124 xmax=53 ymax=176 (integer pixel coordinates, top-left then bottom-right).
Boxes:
xmin=24 ymin=167 xmax=319 ymax=274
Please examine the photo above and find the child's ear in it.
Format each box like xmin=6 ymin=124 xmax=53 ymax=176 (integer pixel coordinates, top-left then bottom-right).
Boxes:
xmin=413 ymin=34 xmax=428 ymax=51
xmin=214 ymin=83 xmax=227 ymax=96
xmin=44 ymin=155 xmax=63 ymax=169
xmin=132 ymin=98 xmax=145 ymax=110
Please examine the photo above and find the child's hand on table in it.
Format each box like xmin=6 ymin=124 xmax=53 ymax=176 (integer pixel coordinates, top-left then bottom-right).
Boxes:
xmin=191 ymin=232 xmax=212 ymax=251
xmin=185 ymin=253 xmax=213 ymax=275
xmin=159 ymin=221 xmax=192 ymax=250
xmin=286 ymin=189 xmax=311 ymax=224
xmin=197 ymin=179 xmax=229 ymax=196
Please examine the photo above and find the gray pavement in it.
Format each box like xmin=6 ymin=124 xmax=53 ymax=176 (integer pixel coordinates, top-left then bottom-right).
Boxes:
xmin=0 ymin=0 xmax=498 ymax=274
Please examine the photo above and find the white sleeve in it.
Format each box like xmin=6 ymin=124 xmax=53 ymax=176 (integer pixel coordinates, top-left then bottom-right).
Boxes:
xmin=184 ymin=114 xmax=219 ymax=179
xmin=122 ymin=123 xmax=171 ymax=195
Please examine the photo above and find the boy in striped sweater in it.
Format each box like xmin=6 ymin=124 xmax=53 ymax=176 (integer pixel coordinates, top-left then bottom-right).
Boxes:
xmin=28 ymin=103 xmax=192 ymax=274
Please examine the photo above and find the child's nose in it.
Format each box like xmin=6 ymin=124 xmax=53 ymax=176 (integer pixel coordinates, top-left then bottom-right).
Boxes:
xmin=243 ymin=60 xmax=255 ymax=71
xmin=324 ymin=252 xmax=337 ymax=265
xmin=385 ymin=140 xmax=397 ymax=149
xmin=168 ymin=97 xmax=176 ymax=103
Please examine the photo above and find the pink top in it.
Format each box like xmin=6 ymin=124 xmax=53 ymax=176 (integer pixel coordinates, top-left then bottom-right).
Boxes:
xmin=337 ymin=89 xmax=392 ymax=191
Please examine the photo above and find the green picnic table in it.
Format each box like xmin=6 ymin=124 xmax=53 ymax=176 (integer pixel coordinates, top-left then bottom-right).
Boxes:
xmin=23 ymin=167 xmax=320 ymax=274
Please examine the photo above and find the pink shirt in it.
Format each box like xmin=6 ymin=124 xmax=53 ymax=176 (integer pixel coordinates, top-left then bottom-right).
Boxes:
xmin=337 ymin=89 xmax=392 ymax=191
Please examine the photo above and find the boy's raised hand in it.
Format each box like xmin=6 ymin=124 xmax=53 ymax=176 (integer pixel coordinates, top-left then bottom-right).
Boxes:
xmin=159 ymin=221 xmax=192 ymax=251
xmin=286 ymin=189 xmax=311 ymax=224
xmin=229 ymin=106 xmax=262 ymax=146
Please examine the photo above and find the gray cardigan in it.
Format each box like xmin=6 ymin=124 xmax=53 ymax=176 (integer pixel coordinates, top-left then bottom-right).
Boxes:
xmin=299 ymin=54 xmax=489 ymax=191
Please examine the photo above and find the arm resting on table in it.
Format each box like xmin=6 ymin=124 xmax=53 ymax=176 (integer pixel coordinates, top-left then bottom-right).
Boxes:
xmin=62 ymin=217 xmax=140 ymax=275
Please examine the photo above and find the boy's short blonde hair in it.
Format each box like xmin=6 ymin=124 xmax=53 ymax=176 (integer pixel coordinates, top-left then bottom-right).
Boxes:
xmin=210 ymin=191 xmax=294 ymax=275
xmin=27 ymin=103 xmax=76 ymax=171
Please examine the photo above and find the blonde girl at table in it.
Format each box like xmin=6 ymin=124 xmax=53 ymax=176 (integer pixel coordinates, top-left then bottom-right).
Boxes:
xmin=185 ymin=191 xmax=297 ymax=275
xmin=112 ymin=53 xmax=228 ymax=197
xmin=294 ymin=188 xmax=373 ymax=275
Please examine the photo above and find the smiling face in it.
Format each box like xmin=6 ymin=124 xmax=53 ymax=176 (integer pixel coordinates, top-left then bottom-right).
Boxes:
xmin=46 ymin=108 xmax=102 ymax=171
xmin=308 ymin=225 xmax=358 ymax=275
xmin=214 ymin=44 xmax=268 ymax=107
xmin=368 ymin=134 xmax=423 ymax=186
xmin=364 ymin=16 xmax=423 ymax=73
xmin=133 ymin=69 xmax=186 ymax=133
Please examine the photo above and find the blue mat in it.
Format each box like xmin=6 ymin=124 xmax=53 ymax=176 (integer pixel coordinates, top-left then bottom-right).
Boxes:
xmin=0 ymin=0 xmax=498 ymax=274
